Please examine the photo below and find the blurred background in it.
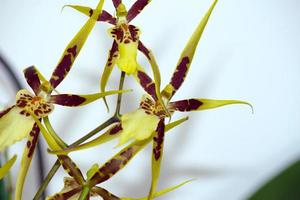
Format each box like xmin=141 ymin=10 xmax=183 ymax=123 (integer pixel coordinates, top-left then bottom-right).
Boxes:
xmin=0 ymin=0 xmax=300 ymax=199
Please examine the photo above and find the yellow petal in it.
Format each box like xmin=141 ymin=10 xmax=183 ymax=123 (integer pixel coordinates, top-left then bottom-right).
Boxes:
xmin=119 ymin=109 xmax=160 ymax=145
xmin=196 ymin=98 xmax=253 ymax=112
xmin=15 ymin=123 xmax=40 ymax=200
xmin=116 ymin=42 xmax=139 ymax=75
xmin=0 ymin=106 xmax=35 ymax=151
xmin=0 ymin=155 xmax=17 ymax=180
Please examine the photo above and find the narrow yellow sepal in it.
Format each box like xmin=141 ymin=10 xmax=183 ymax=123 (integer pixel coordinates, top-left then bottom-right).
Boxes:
xmin=62 ymin=5 xmax=92 ymax=17
xmin=0 ymin=155 xmax=17 ymax=180
xmin=197 ymin=99 xmax=253 ymax=113
xmin=75 ymin=89 xmax=132 ymax=106
xmin=121 ymin=179 xmax=192 ymax=200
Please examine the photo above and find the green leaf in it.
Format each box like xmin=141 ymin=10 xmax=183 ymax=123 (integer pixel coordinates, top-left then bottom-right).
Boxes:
xmin=248 ymin=159 xmax=300 ymax=200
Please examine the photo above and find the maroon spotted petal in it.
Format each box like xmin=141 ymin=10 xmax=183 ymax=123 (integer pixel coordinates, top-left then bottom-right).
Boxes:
xmin=152 ymin=119 xmax=165 ymax=161
xmin=169 ymin=99 xmax=203 ymax=112
xmin=98 ymin=10 xmax=117 ymax=25
xmin=136 ymin=70 xmax=157 ymax=101
xmin=127 ymin=0 xmax=151 ymax=22
xmin=50 ymin=94 xmax=86 ymax=107
xmin=88 ymin=144 xmax=140 ymax=187
xmin=112 ymin=0 xmax=122 ymax=9
xmin=49 ymin=45 xmax=78 ymax=89
xmin=26 ymin=123 xmax=40 ymax=158
xmin=23 ymin=66 xmax=41 ymax=95
xmin=0 ymin=106 xmax=14 ymax=119
xmin=138 ymin=41 xmax=151 ymax=60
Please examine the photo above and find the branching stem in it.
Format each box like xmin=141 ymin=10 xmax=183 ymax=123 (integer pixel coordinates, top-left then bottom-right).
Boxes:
xmin=33 ymin=73 xmax=125 ymax=199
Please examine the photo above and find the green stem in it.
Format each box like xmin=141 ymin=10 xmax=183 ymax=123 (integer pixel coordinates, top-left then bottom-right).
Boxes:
xmin=33 ymin=117 xmax=118 ymax=200
xmin=78 ymin=186 xmax=90 ymax=200
xmin=114 ymin=71 xmax=126 ymax=117
xmin=33 ymin=160 xmax=60 ymax=200
xmin=43 ymin=116 xmax=67 ymax=148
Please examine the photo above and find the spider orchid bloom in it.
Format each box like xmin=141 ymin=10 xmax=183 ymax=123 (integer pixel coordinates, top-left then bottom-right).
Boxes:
xmin=0 ymin=0 xmax=106 ymax=149
xmin=47 ymin=163 xmax=190 ymax=200
xmin=0 ymin=155 xmax=17 ymax=180
xmin=48 ymin=117 xmax=191 ymax=200
xmin=62 ymin=0 xmax=166 ymax=114
xmin=51 ymin=0 xmax=252 ymax=199
xmin=0 ymin=65 xmax=127 ymax=200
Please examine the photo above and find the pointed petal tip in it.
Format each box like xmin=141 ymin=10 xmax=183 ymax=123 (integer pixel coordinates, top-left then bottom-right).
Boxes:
xmin=197 ymin=99 xmax=253 ymax=113
xmin=61 ymin=4 xmax=71 ymax=13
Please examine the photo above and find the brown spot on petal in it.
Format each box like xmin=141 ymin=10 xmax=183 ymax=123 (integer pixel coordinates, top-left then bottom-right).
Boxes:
xmin=112 ymin=0 xmax=121 ymax=9
xmin=61 ymin=187 xmax=82 ymax=199
xmin=58 ymin=155 xmax=85 ymax=185
xmin=120 ymin=147 xmax=133 ymax=160
xmin=127 ymin=0 xmax=150 ymax=22
xmin=98 ymin=10 xmax=116 ymax=25
xmin=171 ymin=57 xmax=190 ymax=90
xmin=27 ymin=123 xmax=40 ymax=158
xmin=99 ymin=159 xmax=122 ymax=175
xmin=172 ymin=99 xmax=203 ymax=112
xmin=0 ymin=106 xmax=14 ymax=118
xmin=110 ymin=28 xmax=124 ymax=42
xmin=50 ymin=45 xmax=78 ymax=89
xmin=138 ymin=41 xmax=150 ymax=60
xmin=51 ymin=94 xmax=86 ymax=106
xmin=89 ymin=9 xmax=94 ymax=17
xmin=107 ymin=41 xmax=118 ymax=66
xmin=128 ymin=25 xmax=139 ymax=42
xmin=153 ymin=119 xmax=165 ymax=160
xmin=67 ymin=45 xmax=77 ymax=57
xmin=24 ymin=66 xmax=41 ymax=95
xmin=137 ymin=71 xmax=157 ymax=100
xmin=109 ymin=124 xmax=122 ymax=135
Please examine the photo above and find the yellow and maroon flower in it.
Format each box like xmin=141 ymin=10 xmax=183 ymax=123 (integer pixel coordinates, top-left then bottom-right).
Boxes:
xmin=0 ymin=64 xmax=128 ymax=200
xmin=50 ymin=0 xmax=252 ymax=199
xmin=48 ymin=118 xmax=190 ymax=200
xmin=63 ymin=0 xmax=165 ymax=114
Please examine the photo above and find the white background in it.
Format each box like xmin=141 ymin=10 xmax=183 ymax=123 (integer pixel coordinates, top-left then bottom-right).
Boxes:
xmin=0 ymin=0 xmax=300 ymax=199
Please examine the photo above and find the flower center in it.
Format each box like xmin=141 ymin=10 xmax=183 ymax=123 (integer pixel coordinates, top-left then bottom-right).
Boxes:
xmin=139 ymin=95 xmax=168 ymax=119
xmin=16 ymin=89 xmax=54 ymax=118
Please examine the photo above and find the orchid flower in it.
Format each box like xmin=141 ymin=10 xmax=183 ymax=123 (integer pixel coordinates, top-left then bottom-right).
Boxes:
xmin=63 ymin=0 xmax=166 ymax=114
xmin=47 ymin=164 xmax=190 ymax=200
xmin=48 ymin=117 xmax=190 ymax=200
xmin=0 ymin=0 xmax=134 ymax=197
xmin=49 ymin=0 xmax=252 ymax=199
xmin=0 ymin=0 xmax=106 ymax=152
xmin=0 ymin=65 xmax=127 ymax=200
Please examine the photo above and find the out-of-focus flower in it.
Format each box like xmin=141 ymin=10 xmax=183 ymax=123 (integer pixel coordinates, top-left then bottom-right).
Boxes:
xmin=48 ymin=119 xmax=191 ymax=200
